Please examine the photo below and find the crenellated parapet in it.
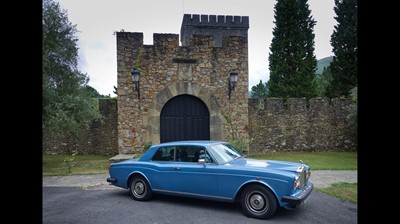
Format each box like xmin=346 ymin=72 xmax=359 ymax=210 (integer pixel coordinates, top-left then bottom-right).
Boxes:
xmin=248 ymin=97 xmax=348 ymax=114
xmin=116 ymin=31 xmax=248 ymax=74
xmin=181 ymin=14 xmax=249 ymax=27
xmin=181 ymin=14 xmax=249 ymax=47
xmin=116 ymin=32 xmax=143 ymax=46
xmin=153 ymin=33 xmax=179 ymax=48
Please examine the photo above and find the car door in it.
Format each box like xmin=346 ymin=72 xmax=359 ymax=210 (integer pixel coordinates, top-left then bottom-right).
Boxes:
xmin=169 ymin=146 xmax=219 ymax=197
xmin=147 ymin=146 xmax=176 ymax=191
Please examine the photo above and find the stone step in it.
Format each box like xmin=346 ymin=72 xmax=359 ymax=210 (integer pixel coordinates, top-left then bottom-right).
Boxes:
xmin=109 ymin=154 xmax=137 ymax=163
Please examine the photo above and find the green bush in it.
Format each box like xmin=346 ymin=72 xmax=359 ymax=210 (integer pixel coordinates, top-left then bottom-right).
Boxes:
xmin=63 ymin=150 xmax=78 ymax=173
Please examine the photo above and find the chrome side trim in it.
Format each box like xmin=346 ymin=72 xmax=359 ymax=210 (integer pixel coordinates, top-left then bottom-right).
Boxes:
xmin=152 ymin=189 xmax=232 ymax=201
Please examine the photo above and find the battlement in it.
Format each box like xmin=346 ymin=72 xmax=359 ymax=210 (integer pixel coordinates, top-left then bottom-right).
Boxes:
xmin=116 ymin=32 xmax=180 ymax=48
xmin=181 ymin=14 xmax=249 ymax=47
xmin=116 ymin=32 xmax=143 ymax=45
xmin=181 ymin=14 xmax=249 ymax=27
xmin=248 ymin=97 xmax=352 ymax=114
xmin=153 ymin=33 xmax=179 ymax=48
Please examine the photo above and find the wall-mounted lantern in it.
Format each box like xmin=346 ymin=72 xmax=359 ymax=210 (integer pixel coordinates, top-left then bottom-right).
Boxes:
xmin=131 ymin=69 xmax=140 ymax=99
xmin=228 ymin=70 xmax=238 ymax=99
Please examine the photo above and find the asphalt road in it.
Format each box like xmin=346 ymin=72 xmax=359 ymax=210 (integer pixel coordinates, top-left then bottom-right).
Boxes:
xmin=43 ymin=186 xmax=357 ymax=224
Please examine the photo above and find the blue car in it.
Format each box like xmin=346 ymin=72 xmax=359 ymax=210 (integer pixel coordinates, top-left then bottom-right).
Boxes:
xmin=107 ymin=140 xmax=313 ymax=219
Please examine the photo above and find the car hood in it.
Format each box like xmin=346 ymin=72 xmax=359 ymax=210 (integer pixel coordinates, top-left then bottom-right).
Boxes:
xmin=225 ymin=157 xmax=307 ymax=172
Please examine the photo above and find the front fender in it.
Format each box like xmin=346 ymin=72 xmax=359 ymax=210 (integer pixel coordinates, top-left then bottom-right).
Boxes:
xmin=234 ymin=178 xmax=291 ymax=206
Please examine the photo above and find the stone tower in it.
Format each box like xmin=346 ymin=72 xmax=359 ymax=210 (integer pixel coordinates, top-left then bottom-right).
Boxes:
xmin=116 ymin=14 xmax=250 ymax=154
xmin=180 ymin=14 xmax=249 ymax=47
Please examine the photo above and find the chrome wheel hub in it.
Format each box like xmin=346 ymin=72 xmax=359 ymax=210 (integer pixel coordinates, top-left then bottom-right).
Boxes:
xmin=134 ymin=182 xmax=145 ymax=195
xmin=249 ymin=194 xmax=265 ymax=211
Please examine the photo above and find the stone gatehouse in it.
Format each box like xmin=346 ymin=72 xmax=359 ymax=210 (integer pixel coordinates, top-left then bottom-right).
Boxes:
xmin=117 ymin=14 xmax=250 ymax=154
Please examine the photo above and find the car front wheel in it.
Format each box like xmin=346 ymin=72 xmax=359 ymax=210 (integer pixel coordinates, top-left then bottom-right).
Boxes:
xmin=240 ymin=184 xmax=277 ymax=219
xmin=129 ymin=176 xmax=152 ymax=201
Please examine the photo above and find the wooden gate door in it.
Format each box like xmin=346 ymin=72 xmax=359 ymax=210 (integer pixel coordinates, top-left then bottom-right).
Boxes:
xmin=160 ymin=94 xmax=210 ymax=143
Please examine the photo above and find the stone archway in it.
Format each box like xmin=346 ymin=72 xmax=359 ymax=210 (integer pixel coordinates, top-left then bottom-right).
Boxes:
xmin=144 ymin=82 xmax=224 ymax=144
xmin=160 ymin=94 xmax=210 ymax=143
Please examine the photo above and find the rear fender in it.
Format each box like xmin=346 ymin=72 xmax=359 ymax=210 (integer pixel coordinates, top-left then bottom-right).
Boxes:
xmin=127 ymin=171 xmax=152 ymax=189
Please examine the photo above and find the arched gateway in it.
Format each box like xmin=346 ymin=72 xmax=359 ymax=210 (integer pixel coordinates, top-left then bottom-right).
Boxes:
xmin=160 ymin=94 xmax=210 ymax=142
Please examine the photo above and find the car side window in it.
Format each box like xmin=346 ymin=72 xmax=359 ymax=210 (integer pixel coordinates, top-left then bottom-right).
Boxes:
xmin=181 ymin=146 xmax=205 ymax=162
xmin=176 ymin=146 xmax=189 ymax=162
xmin=199 ymin=149 xmax=213 ymax=163
xmin=175 ymin=146 xmax=210 ymax=163
xmin=168 ymin=147 xmax=175 ymax=161
xmin=152 ymin=146 xmax=214 ymax=163
xmin=152 ymin=147 xmax=175 ymax=161
xmin=192 ymin=146 xmax=214 ymax=163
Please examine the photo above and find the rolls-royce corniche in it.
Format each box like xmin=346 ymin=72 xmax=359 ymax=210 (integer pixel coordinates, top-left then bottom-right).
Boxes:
xmin=107 ymin=140 xmax=313 ymax=219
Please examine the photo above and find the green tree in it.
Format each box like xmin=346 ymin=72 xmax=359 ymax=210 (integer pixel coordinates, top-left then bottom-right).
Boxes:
xmin=43 ymin=0 xmax=102 ymax=139
xmin=347 ymin=86 xmax=357 ymax=132
xmin=326 ymin=0 xmax=358 ymax=98
xmin=84 ymin=85 xmax=110 ymax=98
xmin=267 ymin=0 xmax=318 ymax=100
xmin=250 ymin=80 xmax=269 ymax=99
xmin=315 ymin=65 xmax=332 ymax=97
xmin=84 ymin=85 xmax=102 ymax=98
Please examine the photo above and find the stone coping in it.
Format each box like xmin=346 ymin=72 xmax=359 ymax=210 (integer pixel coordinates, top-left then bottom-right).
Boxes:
xmin=109 ymin=154 xmax=137 ymax=163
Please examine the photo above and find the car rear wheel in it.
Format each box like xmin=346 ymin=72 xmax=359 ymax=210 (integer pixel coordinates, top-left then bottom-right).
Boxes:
xmin=240 ymin=184 xmax=277 ymax=219
xmin=129 ymin=176 xmax=152 ymax=201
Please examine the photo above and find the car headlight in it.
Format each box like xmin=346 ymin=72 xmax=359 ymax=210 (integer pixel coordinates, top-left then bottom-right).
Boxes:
xmin=294 ymin=174 xmax=300 ymax=189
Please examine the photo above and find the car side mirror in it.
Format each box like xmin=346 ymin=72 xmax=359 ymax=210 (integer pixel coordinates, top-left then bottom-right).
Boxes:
xmin=198 ymin=158 xmax=206 ymax=167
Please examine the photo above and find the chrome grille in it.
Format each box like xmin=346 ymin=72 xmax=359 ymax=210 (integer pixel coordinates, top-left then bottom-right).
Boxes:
xmin=296 ymin=166 xmax=307 ymax=189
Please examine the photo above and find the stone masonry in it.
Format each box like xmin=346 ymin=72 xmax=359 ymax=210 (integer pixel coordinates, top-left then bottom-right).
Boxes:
xmin=248 ymin=98 xmax=357 ymax=153
xmin=42 ymin=96 xmax=357 ymax=155
xmin=117 ymin=14 xmax=250 ymax=154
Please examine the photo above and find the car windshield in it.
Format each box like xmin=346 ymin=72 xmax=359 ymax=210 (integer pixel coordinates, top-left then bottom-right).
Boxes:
xmin=208 ymin=143 xmax=242 ymax=164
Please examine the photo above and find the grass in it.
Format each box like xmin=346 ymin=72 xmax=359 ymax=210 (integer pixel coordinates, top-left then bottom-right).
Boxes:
xmin=248 ymin=151 xmax=358 ymax=204
xmin=43 ymin=154 xmax=110 ymax=176
xmin=317 ymin=183 xmax=357 ymax=204
xmin=43 ymin=151 xmax=357 ymax=175
xmin=248 ymin=151 xmax=357 ymax=170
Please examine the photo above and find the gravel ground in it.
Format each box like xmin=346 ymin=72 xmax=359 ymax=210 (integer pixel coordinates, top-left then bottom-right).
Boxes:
xmin=42 ymin=170 xmax=357 ymax=190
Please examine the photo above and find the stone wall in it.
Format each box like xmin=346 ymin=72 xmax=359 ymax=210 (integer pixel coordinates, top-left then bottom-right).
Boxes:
xmin=248 ymin=97 xmax=357 ymax=153
xmin=42 ymin=97 xmax=357 ymax=155
xmin=42 ymin=99 xmax=118 ymax=155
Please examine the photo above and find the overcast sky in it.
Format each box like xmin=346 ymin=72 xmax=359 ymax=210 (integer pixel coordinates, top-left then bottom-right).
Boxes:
xmin=57 ymin=0 xmax=336 ymax=97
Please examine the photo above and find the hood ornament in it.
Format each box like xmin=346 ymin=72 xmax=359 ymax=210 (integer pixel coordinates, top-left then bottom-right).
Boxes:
xmin=299 ymin=160 xmax=303 ymax=164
